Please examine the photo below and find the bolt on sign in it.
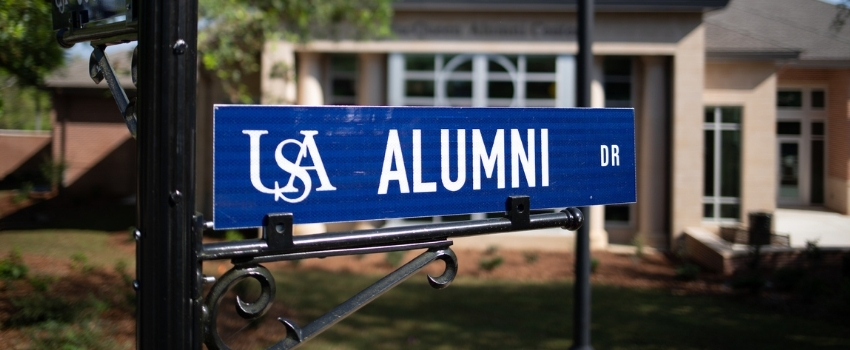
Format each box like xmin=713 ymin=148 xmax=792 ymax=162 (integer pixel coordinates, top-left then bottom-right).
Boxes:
xmin=213 ymin=106 xmax=636 ymax=230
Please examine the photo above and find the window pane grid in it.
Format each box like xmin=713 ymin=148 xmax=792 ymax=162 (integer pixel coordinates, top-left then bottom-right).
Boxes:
xmin=393 ymin=53 xmax=573 ymax=223
xmin=703 ymin=106 xmax=742 ymax=222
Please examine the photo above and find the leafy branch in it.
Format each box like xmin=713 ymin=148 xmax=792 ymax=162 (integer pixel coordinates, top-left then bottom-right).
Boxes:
xmin=198 ymin=0 xmax=394 ymax=103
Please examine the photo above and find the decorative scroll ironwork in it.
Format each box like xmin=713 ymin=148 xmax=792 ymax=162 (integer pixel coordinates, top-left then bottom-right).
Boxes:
xmin=203 ymin=264 xmax=276 ymax=350
xmin=203 ymin=246 xmax=458 ymax=350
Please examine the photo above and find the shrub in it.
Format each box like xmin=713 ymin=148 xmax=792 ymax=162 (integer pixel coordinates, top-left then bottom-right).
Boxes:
xmin=0 ymin=249 xmax=28 ymax=280
xmin=70 ymin=252 xmax=92 ymax=272
xmin=730 ymin=273 xmax=765 ymax=291
xmin=797 ymin=276 xmax=829 ymax=303
xmin=479 ymin=256 xmax=504 ymax=272
xmin=6 ymin=293 xmax=76 ymax=327
xmin=38 ymin=157 xmax=66 ymax=188
xmin=28 ymin=275 xmax=55 ymax=292
xmin=772 ymin=267 xmax=805 ymax=292
xmin=805 ymin=240 xmax=822 ymax=262
xmin=522 ymin=251 xmax=539 ymax=264
xmin=590 ymin=257 xmax=600 ymax=274
xmin=632 ymin=237 xmax=645 ymax=259
xmin=385 ymin=251 xmax=405 ymax=268
xmin=13 ymin=182 xmax=33 ymax=203
xmin=675 ymin=263 xmax=700 ymax=281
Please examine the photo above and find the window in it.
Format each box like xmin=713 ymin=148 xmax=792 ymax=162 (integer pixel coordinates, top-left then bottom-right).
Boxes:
xmin=327 ymin=54 xmax=357 ymax=105
xmin=603 ymin=56 xmax=632 ymax=107
xmin=386 ymin=53 xmax=574 ymax=224
xmin=777 ymin=91 xmax=802 ymax=108
xmin=811 ymin=90 xmax=825 ymax=109
xmin=387 ymin=53 xmax=574 ymax=108
xmin=703 ymin=106 xmax=742 ymax=222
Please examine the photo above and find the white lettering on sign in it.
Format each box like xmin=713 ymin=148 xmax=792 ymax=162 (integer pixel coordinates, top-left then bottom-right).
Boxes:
xmin=243 ymin=130 xmax=337 ymax=203
xmin=55 ymin=0 xmax=92 ymax=14
xmin=378 ymin=129 xmax=549 ymax=194
xmin=412 ymin=130 xmax=436 ymax=193
xmin=378 ymin=130 xmax=410 ymax=194
xmin=472 ymin=129 xmax=505 ymax=190
xmin=55 ymin=0 xmax=67 ymax=13
xmin=511 ymin=129 xmax=535 ymax=188
xmin=600 ymin=144 xmax=620 ymax=167
xmin=442 ymin=129 xmax=466 ymax=192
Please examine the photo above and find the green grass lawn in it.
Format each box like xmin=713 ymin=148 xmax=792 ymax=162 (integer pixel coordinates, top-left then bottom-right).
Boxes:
xmin=0 ymin=230 xmax=133 ymax=270
xmin=2 ymin=229 xmax=848 ymax=349
xmin=266 ymin=269 xmax=850 ymax=350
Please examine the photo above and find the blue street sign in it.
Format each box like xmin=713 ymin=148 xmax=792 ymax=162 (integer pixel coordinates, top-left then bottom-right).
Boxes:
xmin=213 ymin=105 xmax=635 ymax=230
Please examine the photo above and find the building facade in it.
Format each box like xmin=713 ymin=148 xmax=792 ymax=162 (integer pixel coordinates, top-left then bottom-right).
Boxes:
xmin=45 ymin=50 xmax=137 ymax=198
xmin=251 ymin=0 xmax=850 ymax=249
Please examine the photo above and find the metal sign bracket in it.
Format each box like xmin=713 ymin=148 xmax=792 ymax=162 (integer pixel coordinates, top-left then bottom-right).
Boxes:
xmin=197 ymin=196 xmax=582 ymax=349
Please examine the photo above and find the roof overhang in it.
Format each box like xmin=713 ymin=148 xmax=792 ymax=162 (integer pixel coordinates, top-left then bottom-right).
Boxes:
xmin=706 ymin=50 xmax=801 ymax=61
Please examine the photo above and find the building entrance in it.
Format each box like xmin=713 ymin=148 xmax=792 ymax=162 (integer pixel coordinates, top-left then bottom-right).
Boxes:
xmin=776 ymin=87 xmax=826 ymax=206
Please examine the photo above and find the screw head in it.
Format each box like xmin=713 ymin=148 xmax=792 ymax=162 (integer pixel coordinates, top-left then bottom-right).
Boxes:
xmin=172 ymin=39 xmax=187 ymax=55
xmin=169 ymin=190 xmax=183 ymax=205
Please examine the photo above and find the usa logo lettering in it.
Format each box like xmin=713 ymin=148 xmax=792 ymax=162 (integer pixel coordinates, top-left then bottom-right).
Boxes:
xmin=243 ymin=130 xmax=337 ymax=203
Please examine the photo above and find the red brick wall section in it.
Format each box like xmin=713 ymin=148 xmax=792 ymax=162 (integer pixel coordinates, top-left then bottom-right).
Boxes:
xmin=834 ymin=71 xmax=850 ymax=181
xmin=51 ymin=91 xmax=136 ymax=197
xmin=0 ymin=132 xmax=51 ymax=179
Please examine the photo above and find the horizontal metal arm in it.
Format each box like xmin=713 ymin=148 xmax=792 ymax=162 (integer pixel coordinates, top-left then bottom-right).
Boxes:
xmin=200 ymin=206 xmax=583 ymax=262
xmin=57 ymin=22 xmax=137 ymax=48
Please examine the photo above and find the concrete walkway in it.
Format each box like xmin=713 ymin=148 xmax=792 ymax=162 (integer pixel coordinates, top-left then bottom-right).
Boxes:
xmin=448 ymin=207 xmax=850 ymax=252
xmin=774 ymin=207 xmax=850 ymax=248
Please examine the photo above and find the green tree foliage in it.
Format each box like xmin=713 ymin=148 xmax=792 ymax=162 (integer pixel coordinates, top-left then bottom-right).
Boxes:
xmin=0 ymin=0 xmax=62 ymax=130
xmin=198 ymin=0 xmax=394 ymax=102
xmin=0 ymin=0 xmax=64 ymax=87
xmin=0 ymin=84 xmax=51 ymax=130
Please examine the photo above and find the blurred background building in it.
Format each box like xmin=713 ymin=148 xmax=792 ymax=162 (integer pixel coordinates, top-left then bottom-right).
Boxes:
xmin=14 ymin=0 xmax=847 ymax=251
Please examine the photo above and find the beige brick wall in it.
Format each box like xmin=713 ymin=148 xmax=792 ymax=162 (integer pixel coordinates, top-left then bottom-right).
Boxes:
xmin=671 ymin=24 xmax=705 ymax=241
xmin=704 ymin=61 xmax=777 ymax=226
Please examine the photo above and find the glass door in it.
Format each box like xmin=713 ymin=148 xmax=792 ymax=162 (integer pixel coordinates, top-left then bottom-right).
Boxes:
xmin=777 ymin=140 xmax=802 ymax=204
xmin=776 ymin=87 xmax=827 ymax=206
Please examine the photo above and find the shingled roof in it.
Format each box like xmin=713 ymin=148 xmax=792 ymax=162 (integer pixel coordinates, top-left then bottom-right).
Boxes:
xmin=705 ymin=0 xmax=850 ymax=66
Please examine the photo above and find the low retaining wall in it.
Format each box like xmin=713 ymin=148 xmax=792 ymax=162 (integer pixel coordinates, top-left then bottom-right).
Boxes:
xmin=684 ymin=227 xmax=850 ymax=275
xmin=0 ymin=130 xmax=51 ymax=180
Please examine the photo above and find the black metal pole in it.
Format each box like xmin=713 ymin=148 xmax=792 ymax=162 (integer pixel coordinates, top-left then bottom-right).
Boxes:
xmin=572 ymin=0 xmax=594 ymax=349
xmin=136 ymin=0 xmax=200 ymax=347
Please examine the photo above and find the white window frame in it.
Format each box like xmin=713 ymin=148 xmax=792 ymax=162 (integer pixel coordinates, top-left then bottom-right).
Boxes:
xmin=703 ymin=106 xmax=742 ymax=223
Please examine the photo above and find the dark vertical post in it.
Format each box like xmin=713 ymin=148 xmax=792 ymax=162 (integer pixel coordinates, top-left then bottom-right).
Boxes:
xmin=572 ymin=0 xmax=593 ymax=349
xmin=136 ymin=0 xmax=200 ymax=347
